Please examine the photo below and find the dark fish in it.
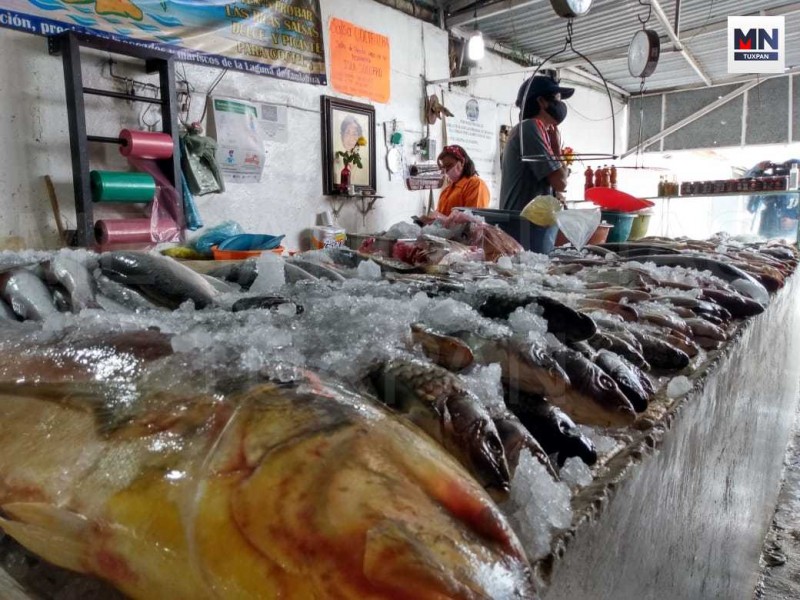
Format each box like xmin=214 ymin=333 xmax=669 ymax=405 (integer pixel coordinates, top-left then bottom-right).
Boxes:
xmin=594 ymin=350 xmax=651 ymax=413
xmin=587 ymin=332 xmax=650 ymax=370
xmin=41 ymin=255 xmax=100 ymax=312
xmin=94 ymin=272 xmax=164 ymax=312
xmin=478 ymin=294 xmax=597 ymax=343
xmin=231 ymin=296 xmax=304 ymax=314
xmin=506 ymin=395 xmax=597 ymax=467
xmin=657 ymin=295 xmax=732 ymax=323
xmin=51 ymin=287 xmax=72 ymax=312
xmin=578 ymin=298 xmax=639 ymax=322
xmin=628 ymin=329 xmax=691 ymax=371
xmin=410 ymin=323 xmax=474 ymax=371
xmin=549 ymin=347 xmax=637 ymax=428
xmin=286 ymin=258 xmax=347 ymax=282
xmin=207 ymin=258 xmax=258 ymax=289
xmin=99 ymin=252 xmax=220 ymax=310
xmin=699 ymin=288 xmax=765 ymax=318
xmin=664 ymin=332 xmax=700 ymax=358
xmin=0 ymin=297 xmax=18 ymax=321
xmin=638 ymin=310 xmax=690 ymax=337
xmin=370 ymin=359 xmax=511 ymax=497
xmin=461 ymin=333 xmax=571 ymax=399
xmin=585 ymin=288 xmax=652 ymax=303
xmin=284 ymin=263 xmax=319 ymax=283
xmin=491 ymin=409 xmax=558 ymax=480
xmin=685 ymin=318 xmax=727 ymax=342
xmin=0 ymin=269 xmax=58 ymax=321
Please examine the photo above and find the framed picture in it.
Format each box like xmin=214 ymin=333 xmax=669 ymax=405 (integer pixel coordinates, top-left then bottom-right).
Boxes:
xmin=321 ymin=96 xmax=376 ymax=195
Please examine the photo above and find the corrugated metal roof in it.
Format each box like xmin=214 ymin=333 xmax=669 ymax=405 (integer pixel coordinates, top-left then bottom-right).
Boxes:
xmin=447 ymin=0 xmax=800 ymax=93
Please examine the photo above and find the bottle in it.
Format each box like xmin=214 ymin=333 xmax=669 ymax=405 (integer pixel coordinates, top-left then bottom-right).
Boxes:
xmin=594 ymin=167 xmax=603 ymax=189
xmin=339 ymin=164 xmax=351 ymax=193
xmin=657 ymin=176 xmax=665 ymax=197
xmin=790 ymin=163 xmax=799 ymax=190
xmin=584 ymin=166 xmax=594 ymax=191
xmin=610 ymin=165 xmax=618 ymax=189
xmin=600 ymin=166 xmax=609 ymax=188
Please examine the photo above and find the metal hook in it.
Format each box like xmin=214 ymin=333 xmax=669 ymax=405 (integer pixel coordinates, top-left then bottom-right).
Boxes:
xmin=637 ymin=0 xmax=652 ymax=27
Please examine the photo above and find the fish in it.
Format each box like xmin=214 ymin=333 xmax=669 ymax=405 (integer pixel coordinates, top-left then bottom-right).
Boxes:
xmin=286 ymin=257 xmax=348 ymax=282
xmin=586 ymin=333 xmax=649 ymax=370
xmin=627 ymin=329 xmax=691 ymax=371
xmin=656 ymin=295 xmax=732 ymax=323
xmin=459 ymin=332 xmax=571 ymax=399
xmin=593 ymin=350 xmax=651 ymax=413
xmin=684 ymin=318 xmax=727 ymax=342
xmin=41 ymin=255 xmax=100 ymax=312
xmin=0 ymin=297 xmax=18 ymax=321
xmin=370 ymin=359 xmax=512 ymax=498
xmin=0 ymin=352 xmax=534 ymax=598
xmin=0 ymin=269 xmax=58 ymax=321
xmin=491 ymin=409 xmax=558 ymax=480
xmin=94 ymin=271 xmax=165 ymax=312
xmin=98 ymin=251 xmax=221 ymax=309
xmin=410 ymin=323 xmax=474 ymax=371
xmin=585 ymin=287 xmax=652 ymax=303
xmin=206 ymin=258 xmax=259 ymax=289
xmin=477 ymin=294 xmax=597 ymax=343
xmin=577 ymin=298 xmax=639 ymax=322
xmin=699 ymin=288 xmax=765 ymax=318
xmin=637 ymin=310 xmax=691 ymax=337
xmin=548 ymin=347 xmax=637 ymax=428
xmin=505 ymin=395 xmax=597 ymax=467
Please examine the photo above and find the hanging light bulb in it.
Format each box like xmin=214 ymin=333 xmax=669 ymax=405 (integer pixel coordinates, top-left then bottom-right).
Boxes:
xmin=468 ymin=31 xmax=485 ymax=61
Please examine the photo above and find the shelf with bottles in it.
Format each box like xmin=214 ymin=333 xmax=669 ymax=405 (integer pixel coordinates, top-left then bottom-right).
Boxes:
xmin=642 ymin=189 xmax=800 ymax=201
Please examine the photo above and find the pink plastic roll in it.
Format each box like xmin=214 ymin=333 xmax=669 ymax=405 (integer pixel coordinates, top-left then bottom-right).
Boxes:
xmin=94 ymin=218 xmax=153 ymax=246
xmin=119 ymin=129 xmax=174 ymax=160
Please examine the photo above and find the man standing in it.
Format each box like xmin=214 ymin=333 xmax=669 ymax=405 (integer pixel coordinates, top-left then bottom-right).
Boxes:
xmin=500 ymin=75 xmax=573 ymax=212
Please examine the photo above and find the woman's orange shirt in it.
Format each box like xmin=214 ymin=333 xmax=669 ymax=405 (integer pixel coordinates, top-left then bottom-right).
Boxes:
xmin=436 ymin=175 xmax=491 ymax=216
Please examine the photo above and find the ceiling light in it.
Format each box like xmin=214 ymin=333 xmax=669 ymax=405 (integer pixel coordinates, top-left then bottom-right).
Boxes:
xmin=468 ymin=31 xmax=485 ymax=61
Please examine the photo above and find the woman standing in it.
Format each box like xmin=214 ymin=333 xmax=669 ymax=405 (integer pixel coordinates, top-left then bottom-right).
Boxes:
xmin=435 ymin=145 xmax=491 ymax=216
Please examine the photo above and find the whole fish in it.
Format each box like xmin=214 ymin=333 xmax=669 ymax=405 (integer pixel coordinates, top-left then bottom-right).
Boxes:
xmin=410 ymin=323 xmax=474 ymax=371
xmin=41 ymin=255 xmax=100 ymax=312
xmin=586 ymin=333 xmax=649 ymax=370
xmin=94 ymin=271 xmax=164 ymax=312
xmin=370 ymin=359 xmax=511 ymax=498
xmin=0 ymin=269 xmax=58 ymax=321
xmin=594 ymin=350 xmax=651 ymax=413
xmin=207 ymin=258 xmax=259 ymax=289
xmin=99 ymin=252 xmax=221 ymax=309
xmin=656 ymin=295 xmax=732 ymax=323
xmin=577 ymin=298 xmax=639 ymax=322
xmin=699 ymin=288 xmax=765 ymax=318
xmin=549 ymin=347 xmax=637 ymax=428
xmin=491 ymin=409 xmax=558 ymax=480
xmin=506 ymin=395 xmax=597 ymax=467
xmin=477 ymin=294 xmax=597 ymax=343
xmin=685 ymin=318 xmax=727 ymax=342
xmin=458 ymin=332 xmax=571 ymax=399
xmin=0 ymin=350 xmax=533 ymax=598
xmin=627 ymin=329 xmax=691 ymax=371
xmin=231 ymin=296 xmax=304 ymax=314
xmin=286 ymin=257 xmax=348 ymax=282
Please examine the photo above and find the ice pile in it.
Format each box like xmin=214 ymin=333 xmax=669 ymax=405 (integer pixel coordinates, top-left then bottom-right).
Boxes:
xmin=384 ymin=221 xmax=421 ymax=240
xmin=250 ymin=253 xmax=285 ymax=293
xmin=560 ymin=457 xmax=594 ymax=490
xmin=502 ymin=450 xmax=573 ymax=560
xmin=460 ymin=363 xmax=506 ymax=413
xmin=507 ymin=307 xmax=548 ymax=343
xmin=356 ymin=259 xmax=382 ymax=280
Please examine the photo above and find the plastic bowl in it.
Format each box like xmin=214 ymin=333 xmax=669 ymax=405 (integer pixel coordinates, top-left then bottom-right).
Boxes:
xmin=628 ymin=211 xmax=653 ymax=241
xmin=600 ymin=211 xmax=636 ymax=243
xmin=555 ymin=223 xmax=614 ymax=247
xmin=211 ymin=245 xmax=284 ymax=260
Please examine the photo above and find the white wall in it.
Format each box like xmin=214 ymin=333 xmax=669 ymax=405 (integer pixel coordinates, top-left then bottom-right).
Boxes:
xmin=0 ymin=0 xmax=625 ymax=251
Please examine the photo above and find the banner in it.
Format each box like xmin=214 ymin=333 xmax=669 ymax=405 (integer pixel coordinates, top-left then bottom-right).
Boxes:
xmin=444 ymin=93 xmax=499 ymax=194
xmin=0 ymin=0 xmax=326 ymax=84
xmin=329 ymin=18 xmax=390 ymax=103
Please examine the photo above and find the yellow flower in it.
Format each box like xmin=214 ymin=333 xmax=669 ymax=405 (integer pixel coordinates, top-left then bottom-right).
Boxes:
xmin=356 ymin=136 xmax=367 ymax=147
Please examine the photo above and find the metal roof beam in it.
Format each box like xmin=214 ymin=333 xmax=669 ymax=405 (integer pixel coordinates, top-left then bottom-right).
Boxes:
xmin=650 ymin=0 xmax=712 ymax=86
xmin=447 ymin=0 xmax=546 ymax=28
xmin=622 ymin=79 xmax=760 ymax=157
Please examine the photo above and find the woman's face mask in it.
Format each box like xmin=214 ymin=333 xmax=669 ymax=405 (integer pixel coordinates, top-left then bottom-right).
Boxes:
xmin=545 ymin=99 xmax=568 ymax=124
xmin=442 ymin=161 xmax=464 ymax=183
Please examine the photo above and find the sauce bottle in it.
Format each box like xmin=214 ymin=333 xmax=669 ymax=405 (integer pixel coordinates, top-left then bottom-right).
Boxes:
xmin=584 ymin=166 xmax=594 ymax=191
xmin=610 ymin=165 xmax=618 ymax=189
xmin=594 ymin=167 xmax=603 ymax=188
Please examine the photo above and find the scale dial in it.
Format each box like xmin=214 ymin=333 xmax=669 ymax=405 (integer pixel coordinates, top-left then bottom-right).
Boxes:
xmin=549 ymin=0 xmax=593 ymax=18
xmin=628 ymin=29 xmax=661 ymax=78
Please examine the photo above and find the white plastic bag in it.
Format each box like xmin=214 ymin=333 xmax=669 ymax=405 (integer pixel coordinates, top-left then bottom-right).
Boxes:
xmin=556 ymin=209 xmax=601 ymax=251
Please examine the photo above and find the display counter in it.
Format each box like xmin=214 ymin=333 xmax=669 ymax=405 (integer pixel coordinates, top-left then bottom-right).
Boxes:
xmin=538 ymin=272 xmax=800 ymax=599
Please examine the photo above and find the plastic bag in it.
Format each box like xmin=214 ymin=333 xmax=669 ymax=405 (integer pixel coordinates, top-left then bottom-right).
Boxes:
xmin=217 ymin=234 xmax=284 ymax=251
xmin=556 ymin=209 xmax=601 ymax=251
xmin=191 ymin=220 xmax=245 ymax=256
xmin=521 ymin=195 xmax=562 ymax=227
xmin=181 ymin=129 xmax=225 ymax=196
xmin=467 ymin=222 xmax=524 ymax=262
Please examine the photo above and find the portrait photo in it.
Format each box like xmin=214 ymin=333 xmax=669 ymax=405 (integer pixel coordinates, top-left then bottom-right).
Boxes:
xmin=321 ymin=96 xmax=376 ymax=194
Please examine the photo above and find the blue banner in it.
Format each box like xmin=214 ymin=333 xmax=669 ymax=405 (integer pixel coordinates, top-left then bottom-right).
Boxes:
xmin=0 ymin=0 xmax=326 ymax=84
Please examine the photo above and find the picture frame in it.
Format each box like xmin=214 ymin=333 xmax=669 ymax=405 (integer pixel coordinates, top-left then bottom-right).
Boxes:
xmin=321 ymin=96 xmax=376 ymax=195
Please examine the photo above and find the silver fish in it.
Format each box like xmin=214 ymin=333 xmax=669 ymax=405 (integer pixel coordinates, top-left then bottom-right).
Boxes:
xmin=0 ymin=269 xmax=57 ymax=321
xmin=99 ymin=252 xmax=221 ymax=309
xmin=41 ymin=255 xmax=99 ymax=312
xmin=94 ymin=272 xmax=164 ymax=312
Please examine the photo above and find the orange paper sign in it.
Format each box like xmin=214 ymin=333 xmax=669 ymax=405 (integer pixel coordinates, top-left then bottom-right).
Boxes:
xmin=329 ymin=18 xmax=390 ymax=103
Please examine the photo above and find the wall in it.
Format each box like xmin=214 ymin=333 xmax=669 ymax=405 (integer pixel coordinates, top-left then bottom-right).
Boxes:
xmin=0 ymin=0 xmax=625 ymax=251
xmin=0 ymin=0 xmax=448 ymax=250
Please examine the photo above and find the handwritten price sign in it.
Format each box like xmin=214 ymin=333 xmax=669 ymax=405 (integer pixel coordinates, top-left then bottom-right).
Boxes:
xmin=329 ymin=18 xmax=390 ymax=103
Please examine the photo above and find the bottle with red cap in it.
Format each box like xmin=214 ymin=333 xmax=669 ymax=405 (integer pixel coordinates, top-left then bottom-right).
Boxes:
xmin=584 ymin=166 xmax=594 ymax=191
xmin=610 ymin=165 xmax=618 ymax=189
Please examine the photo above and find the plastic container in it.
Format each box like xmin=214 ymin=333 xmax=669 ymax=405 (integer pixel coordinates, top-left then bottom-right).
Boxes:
xmin=601 ymin=210 xmax=636 ymax=243
xmin=465 ymin=208 xmax=558 ymax=254
xmin=211 ymin=245 xmax=284 ymax=260
xmin=628 ymin=211 xmax=652 ymax=241
xmin=555 ymin=223 xmax=614 ymax=247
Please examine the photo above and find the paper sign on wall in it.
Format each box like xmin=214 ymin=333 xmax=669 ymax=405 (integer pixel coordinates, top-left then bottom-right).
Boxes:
xmin=444 ymin=93 xmax=499 ymax=194
xmin=329 ymin=18 xmax=390 ymax=103
xmin=208 ymin=97 xmax=266 ymax=184
xmin=258 ymin=102 xmax=289 ymax=144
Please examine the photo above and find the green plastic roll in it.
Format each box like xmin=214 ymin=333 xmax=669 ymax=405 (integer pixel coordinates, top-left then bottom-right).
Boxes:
xmin=90 ymin=170 xmax=156 ymax=203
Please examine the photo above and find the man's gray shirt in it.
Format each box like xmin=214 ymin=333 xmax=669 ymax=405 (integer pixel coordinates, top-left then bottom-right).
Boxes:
xmin=500 ymin=120 xmax=561 ymax=212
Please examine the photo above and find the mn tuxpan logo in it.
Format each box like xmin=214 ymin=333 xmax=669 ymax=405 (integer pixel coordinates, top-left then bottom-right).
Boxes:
xmin=728 ymin=16 xmax=785 ymax=74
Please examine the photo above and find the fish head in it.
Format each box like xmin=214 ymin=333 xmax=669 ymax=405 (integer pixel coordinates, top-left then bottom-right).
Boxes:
xmin=508 ymin=341 xmax=571 ymax=398
xmin=99 ymin=252 xmax=154 ymax=286
xmin=448 ymin=392 xmax=511 ymax=497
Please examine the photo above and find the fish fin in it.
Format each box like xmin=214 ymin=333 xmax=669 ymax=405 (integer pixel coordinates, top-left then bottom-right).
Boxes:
xmin=0 ymin=503 xmax=90 ymax=573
